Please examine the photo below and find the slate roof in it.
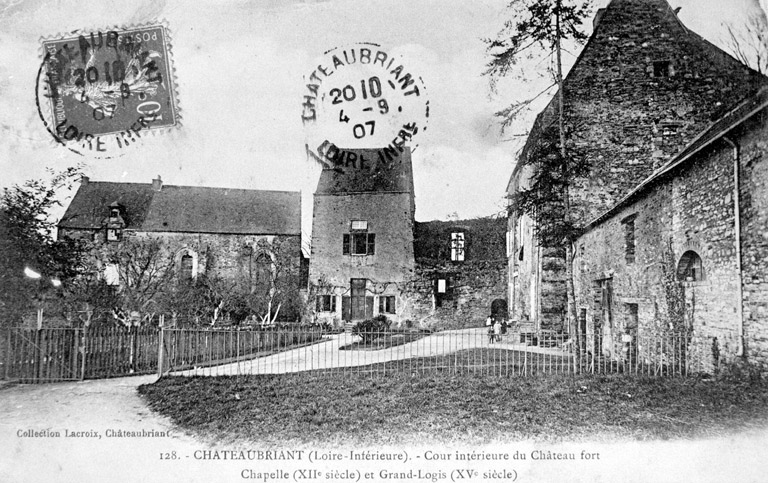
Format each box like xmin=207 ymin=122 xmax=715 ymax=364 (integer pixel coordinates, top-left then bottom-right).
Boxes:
xmin=58 ymin=180 xmax=301 ymax=235
xmin=315 ymin=149 xmax=413 ymax=195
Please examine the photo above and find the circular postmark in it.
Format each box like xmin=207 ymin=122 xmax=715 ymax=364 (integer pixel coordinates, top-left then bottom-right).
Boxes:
xmin=302 ymin=42 xmax=429 ymax=168
xmin=36 ymin=25 xmax=179 ymax=158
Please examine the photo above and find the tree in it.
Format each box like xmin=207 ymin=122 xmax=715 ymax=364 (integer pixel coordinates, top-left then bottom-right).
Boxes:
xmin=238 ymin=237 xmax=302 ymax=325
xmin=97 ymin=237 xmax=176 ymax=326
xmin=723 ymin=12 xmax=768 ymax=75
xmin=0 ymin=167 xmax=84 ymax=326
xmin=485 ymin=0 xmax=593 ymax=370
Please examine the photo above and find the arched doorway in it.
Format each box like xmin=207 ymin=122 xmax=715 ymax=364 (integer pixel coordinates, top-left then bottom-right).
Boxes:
xmin=490 ymin=299 xmax=508 ymax=320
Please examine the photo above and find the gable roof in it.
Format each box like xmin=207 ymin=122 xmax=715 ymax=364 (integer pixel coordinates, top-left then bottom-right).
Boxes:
xmin=58 ymin=180 xmax=301 ymax=235
xmin=315 ymin=149 xmax=414 ymax=195
xmin=507 ymin=0 xmax=768 ymax=192
xmin=586 ymin=86 xmax=768 ymax=229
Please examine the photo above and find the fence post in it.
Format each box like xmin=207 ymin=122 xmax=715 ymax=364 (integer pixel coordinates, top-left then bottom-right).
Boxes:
xmin=157 ymin=325 xmax=165 ymax=379
xmin=4 ymin=329 xmax=10 ymax=381
xmin=80 ymin=325 xmax=87 ymax=381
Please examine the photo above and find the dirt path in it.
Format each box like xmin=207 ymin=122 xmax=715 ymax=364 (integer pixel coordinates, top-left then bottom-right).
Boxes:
xmin=0 ymin=375 xmax=225 ymax=483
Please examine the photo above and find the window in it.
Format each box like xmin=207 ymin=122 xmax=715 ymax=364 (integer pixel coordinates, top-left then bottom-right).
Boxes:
xmin=379 ymin=295 xmax=396 ymax=314
xmin=343 ymin=233 xmax=375 ymax=255
xmin=653 ymin=60 xmax=671 ymax=77
xmin=103 ymin=263 xmax=120 ymax=286
xmin=180 ymin=254 xmax=193 ymax=280
xmin=350 ymin=220 xmax=368 ymax=231
xmin=437 ymin=279 xmax=447 ymax=293
xmin=316 ymin=295 xmax=336 ymax=312
xmin=677 ymin=251 xmax=704 ymax=282
xmin=518 ymin=246 xmax=524 ymax=261
xmin=434 ymin=276 xmax=454 ymax=308
xmin=254 ymin=253 xmax=273 ymax=285
xmin=622 ymin=215 xmax=636 ymax=264
xmin=106 ymin=228 xmax=121 ymax=242
xmin=451 ymin=232 xmax=465 ymax=262
xmin=625 ymin=303 xmax=639 ymax=330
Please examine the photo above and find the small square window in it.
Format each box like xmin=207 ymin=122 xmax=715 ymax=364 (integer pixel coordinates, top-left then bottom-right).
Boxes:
xmin=316 ymin=295 xmax=336 ymax=312
xmin=379 ymin=296 xmax=396 ymax=314
xmin=350 ymin=220 xmax=368 ymax=231
xmin=653 ymin=60 xmax=671 ymax=77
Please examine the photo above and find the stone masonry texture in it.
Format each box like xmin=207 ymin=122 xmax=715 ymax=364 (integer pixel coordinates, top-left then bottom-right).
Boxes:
xmin=507 ymin=0 xmax=768 ymax=331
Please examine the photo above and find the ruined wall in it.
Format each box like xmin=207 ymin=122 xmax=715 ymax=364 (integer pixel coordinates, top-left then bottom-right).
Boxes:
xmin=407 ymin=217 xmax=507 ymax=330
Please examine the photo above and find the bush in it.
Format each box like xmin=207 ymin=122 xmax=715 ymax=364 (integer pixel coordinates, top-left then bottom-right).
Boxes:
xmin=353 ymin=315 xmax=391 ymax=343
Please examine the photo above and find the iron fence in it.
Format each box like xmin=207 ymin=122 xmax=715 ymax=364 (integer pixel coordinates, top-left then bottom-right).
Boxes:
xmin=163 ymin=327 xmax=737 ymax=378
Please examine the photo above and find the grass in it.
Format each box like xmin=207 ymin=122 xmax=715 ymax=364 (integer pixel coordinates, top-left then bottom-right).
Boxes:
xmin=138 ymin=359 xmax=768 ymax=447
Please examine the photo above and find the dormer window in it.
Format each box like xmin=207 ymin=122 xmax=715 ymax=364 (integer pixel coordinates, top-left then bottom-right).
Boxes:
xmin=451 ymin=232 xmax=465 ymax=262
xmin=105 ymin=202 xmax=125 ymax=243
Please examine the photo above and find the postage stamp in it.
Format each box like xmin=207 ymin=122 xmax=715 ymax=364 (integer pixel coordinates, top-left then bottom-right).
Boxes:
xmin=36 ymin=24 xmax=179 ymax=156
xmin=302 ymin=42 xmax=429 ymax=169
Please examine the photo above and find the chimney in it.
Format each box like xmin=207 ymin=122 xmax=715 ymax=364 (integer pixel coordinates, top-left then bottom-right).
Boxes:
xmin=152 ymin=175 xmax=163 ymax=191
xmin=593 ymin=8 xmax=606 ymax=30
xmin=81 ymin=175 xmax=89 ymax=185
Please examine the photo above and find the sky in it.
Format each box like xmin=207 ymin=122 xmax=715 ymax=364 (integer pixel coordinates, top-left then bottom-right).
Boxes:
xmin=0 ymin=0 xmax=765 ymax=235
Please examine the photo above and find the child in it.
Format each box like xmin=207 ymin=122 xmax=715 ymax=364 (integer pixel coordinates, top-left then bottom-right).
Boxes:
xmin=487 ymin=316 xmax=495 ymax=344
xmin=494 ymin=319 xmax=502 ymax=342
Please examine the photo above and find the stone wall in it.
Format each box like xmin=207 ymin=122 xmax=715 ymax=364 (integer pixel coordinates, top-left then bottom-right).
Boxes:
xmin=574 ymin=107 xmax=768 ymax=369
xmin=408 ymin=217 xmax=508 ymax=330
xmin=405 ymin=260 xmax=507 ymax=330
xmin=309 ymin=191 xmax=416 ymax=327
xmin=737 ymin=113 xmax=768 ymax=366
xmin=507 ymin=0 xmax=768 ymax=332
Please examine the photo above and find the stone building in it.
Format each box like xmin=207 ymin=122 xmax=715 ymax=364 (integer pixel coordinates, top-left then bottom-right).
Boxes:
xmin=58 ymin=176 xmax=304 ymax=321
xmin=507 ymin=0 xmax=768 ymax=332
xmin=309 ymin=149 xmax=506 ymax=328
xmin=574 ymin=87 xmax=768 ymax=368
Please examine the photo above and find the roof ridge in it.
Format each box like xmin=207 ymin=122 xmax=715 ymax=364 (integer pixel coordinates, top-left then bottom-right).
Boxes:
xmin=83 ymin=179 xmax=300 ymax=194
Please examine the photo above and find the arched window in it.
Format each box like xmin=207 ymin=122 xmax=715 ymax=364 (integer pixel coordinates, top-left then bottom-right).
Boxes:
xmin=254 ymin=253 xmax=273 ymax=286
xmin=677 ymin=251 xmax=704 ymax=282
xmin=177 ymin=249 xmax=198 ymax=281
xmin=180 ymin=254 xmax=194 ymax=281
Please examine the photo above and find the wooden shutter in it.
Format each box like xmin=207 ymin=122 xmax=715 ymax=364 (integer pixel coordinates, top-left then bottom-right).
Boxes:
xmin=367 ymin=233 xmax=375 ymax=255
xmin=343 ymin=234 xmax=350 ymax=255
xmin=315 ymin=296 xmax=322 ymax=312
xmin=331 ymin=295 xmax=337 ymax=312
xmin=342 ymin=296 xmax=351 ymax=321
